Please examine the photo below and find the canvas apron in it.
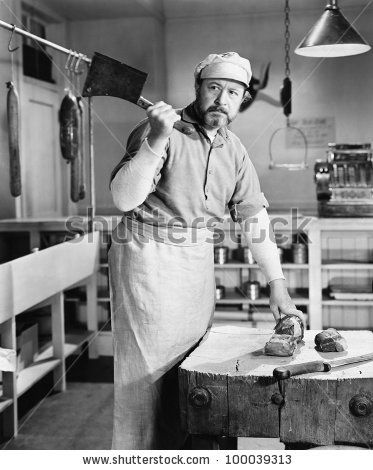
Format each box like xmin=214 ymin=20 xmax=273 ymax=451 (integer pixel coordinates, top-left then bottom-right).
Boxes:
xmin=108 ymin=217 xmax=215 ymax=449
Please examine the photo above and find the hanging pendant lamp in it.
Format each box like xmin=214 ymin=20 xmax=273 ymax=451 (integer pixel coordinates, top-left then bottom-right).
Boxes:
xmin=295 ymin=0 xmax=371 ymax=57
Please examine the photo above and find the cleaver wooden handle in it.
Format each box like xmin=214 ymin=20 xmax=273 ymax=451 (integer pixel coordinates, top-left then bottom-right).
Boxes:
xmin=273 ymin=360 xmax=330 ymax=380
xmin=137 ymin=96 xmax=195 ymax=136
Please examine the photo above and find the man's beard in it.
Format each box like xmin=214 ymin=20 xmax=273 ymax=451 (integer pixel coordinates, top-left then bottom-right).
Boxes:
xmin=205 ymin=107 xmax=231 ymax=128
xmin=194 ymin=94 xmax=233 ymax=129
xmin=195 ymin=103 xmax=232 ymax=128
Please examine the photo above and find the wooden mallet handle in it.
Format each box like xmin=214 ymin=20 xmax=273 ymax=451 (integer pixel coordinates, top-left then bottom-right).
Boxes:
xmin=137 ymin=96 xmax=195 ymax=136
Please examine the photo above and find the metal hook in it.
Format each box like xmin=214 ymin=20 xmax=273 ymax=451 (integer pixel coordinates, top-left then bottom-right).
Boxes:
xmin=74 ymin=53 xmax=83 ymax=74
xmin=63 ymin=50 xmax=75 ymax=89
xmin=8 ymin=25 xmax=19 ymax=52
xmin=70 ymin=54 xmax=79 ymax=73
xmin=84 ymin=56 xmax=92 ymax=72
xmin=64 ymin=50 xmax=74 ymax=71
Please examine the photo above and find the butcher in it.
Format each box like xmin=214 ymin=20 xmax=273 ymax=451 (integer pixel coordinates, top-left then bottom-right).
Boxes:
xmin=108 ymin=51 xmax=304 ymax=450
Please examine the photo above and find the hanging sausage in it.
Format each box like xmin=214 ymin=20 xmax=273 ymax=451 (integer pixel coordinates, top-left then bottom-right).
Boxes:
xmin=6 ymin=81 xmax=21 ymax=197
xmin=59 ymin=88 xmax=81 ymax=202
xmin=77 ymin=96 xmax=86 ymax=200
xmin=58 ymin=89 xmax=80 ymax=162
xmin=70 ymin=151 xmax=80 ymax=202
xmin=72 ymin=91 xmax=81 ymax=203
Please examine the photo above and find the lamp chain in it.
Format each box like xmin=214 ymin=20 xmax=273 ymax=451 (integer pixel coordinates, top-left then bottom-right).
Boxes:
xmin=268 ymin=0 xmax=308 ymax=170
xmin=284 ymin=0 xmax=290 ymax=79
xmin=284 ymin=0 xmax=290 ymax=125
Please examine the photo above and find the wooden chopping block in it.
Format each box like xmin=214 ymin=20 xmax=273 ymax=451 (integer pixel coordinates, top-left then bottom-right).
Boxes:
xmin=315 ymin=328 xmax=347 ymax=352
xmin=179 ymin=328 xmax=373 ymax=446
xmin=264 ymin=315 xmax=304 ymax=357
xmin=0 ymin=347 xmax=17 ymax=372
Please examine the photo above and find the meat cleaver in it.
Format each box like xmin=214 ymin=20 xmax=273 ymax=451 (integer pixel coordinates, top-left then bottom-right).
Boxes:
xmin=82 ymin=52 xmax=194 ymax=135
xmin=273 ymin=351 xmax=373 ymax=380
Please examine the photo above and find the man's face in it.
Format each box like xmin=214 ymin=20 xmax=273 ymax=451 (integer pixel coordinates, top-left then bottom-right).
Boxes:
xmin=195 ymin=78 xmax=246 ymax=129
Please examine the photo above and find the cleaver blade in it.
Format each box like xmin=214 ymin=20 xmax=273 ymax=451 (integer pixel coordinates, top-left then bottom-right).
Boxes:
xmin=82 ymin=52 xmax=147 ymax=103
xmin=82 ymin=52 xmax=194 ymax=135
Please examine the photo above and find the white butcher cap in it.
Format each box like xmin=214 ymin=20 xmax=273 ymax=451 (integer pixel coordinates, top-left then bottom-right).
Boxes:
xmin=194 ymin=52 xmax=252 ymax=88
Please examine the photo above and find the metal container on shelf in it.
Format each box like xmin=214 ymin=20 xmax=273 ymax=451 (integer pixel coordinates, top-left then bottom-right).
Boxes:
xmin=216 ymin=285 xmax=226 ymax=300
xmin=214 ymin=246 xmax=228 ymax=264
xmin=242 ymin=247 xmax=255 ymax=264
xmin=292 ymin=243 xmax=307 ymax=264
xmin=242 ymin=280 xmax=261 ymax=300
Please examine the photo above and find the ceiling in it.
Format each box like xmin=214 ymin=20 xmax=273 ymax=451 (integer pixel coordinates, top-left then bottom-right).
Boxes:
xmin=31 ymin=0 xmax=371 ymax=22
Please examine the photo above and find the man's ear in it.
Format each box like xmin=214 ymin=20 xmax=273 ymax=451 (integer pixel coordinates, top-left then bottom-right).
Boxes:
xmin=239 ymin=90 xmax=253 ymax=112
xmin=243 ymin=89 xmax=252 ymax=102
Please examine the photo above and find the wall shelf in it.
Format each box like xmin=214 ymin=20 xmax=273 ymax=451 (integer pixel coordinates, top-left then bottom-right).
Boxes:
xmin=214 ymin=217 xmax=312 ymax=327
xmin=0 ymin=332 xmax=95 ymax=419
xmin=0 ymin=397 xmax=13 ymax=414
xmin=311 ymin=218 xmax=373 ymax=329
xmin=17 ymin=330 xmax=94 ymax=397
xmin=322 ymin=300 xmax=373 ymax=307
xmin=216 ymin=288 xmax=310 ymax=306
xmin=215 ymin=262 xmax=309 ymax=269
xmin=322 ymin=262 xmax=373 ymax=270
xmin=17 ymin=357 xmax=61 ymax=397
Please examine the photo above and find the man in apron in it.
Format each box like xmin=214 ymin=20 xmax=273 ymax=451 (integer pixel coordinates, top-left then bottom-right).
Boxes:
xmin=109 ymin=52 xmax=304 ymax=449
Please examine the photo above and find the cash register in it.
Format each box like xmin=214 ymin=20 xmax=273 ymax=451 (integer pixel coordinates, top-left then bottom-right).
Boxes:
xmin=314 ymin=143 xmax=373 ymax=217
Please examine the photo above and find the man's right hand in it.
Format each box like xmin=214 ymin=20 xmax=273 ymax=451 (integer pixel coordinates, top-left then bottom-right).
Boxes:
xmin=147 ymin=101 xmax=181 ymax=154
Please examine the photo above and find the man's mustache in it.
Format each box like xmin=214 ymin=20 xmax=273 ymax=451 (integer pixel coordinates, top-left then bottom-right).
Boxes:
xmin=206 ymin=106 xmax=228 ymax=115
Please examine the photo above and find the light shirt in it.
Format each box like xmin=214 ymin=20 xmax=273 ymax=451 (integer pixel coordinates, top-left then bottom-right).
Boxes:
xmin=110 ymin=103 xmax=269 ymax=228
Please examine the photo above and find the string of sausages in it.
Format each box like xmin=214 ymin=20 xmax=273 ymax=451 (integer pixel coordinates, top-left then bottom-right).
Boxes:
xmin=6 ymin=77 xmax=87 ymax=203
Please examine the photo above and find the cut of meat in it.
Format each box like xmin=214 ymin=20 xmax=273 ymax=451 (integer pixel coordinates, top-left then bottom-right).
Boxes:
xmin=274 ymin=314 xmax=304 ymax=342
xmin=315 ymin=328 xmax=348 ymax=352
xmin=264 ymin=334 xmax=297 ymax=357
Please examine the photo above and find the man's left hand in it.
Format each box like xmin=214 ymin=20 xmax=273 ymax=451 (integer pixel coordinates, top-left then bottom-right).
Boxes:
xmin=269 ymin=278 xmax=305 ymax=325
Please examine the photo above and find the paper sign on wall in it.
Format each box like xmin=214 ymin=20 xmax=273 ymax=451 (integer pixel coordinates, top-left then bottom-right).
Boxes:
xmin=286 ymin=117 xmax=335 ymax=148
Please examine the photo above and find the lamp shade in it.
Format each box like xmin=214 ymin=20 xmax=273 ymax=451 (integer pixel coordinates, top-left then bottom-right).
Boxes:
xmin=295 ymin=1 xmax=371 ymax=57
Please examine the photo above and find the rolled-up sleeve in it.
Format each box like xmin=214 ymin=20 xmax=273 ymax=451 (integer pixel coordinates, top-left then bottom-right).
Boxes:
xmin=228 ymin=147 xmax=268 ymax=222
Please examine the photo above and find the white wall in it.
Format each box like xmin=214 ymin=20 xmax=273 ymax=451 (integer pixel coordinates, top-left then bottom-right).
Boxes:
xmin=165 ymin=6 xmax=373 ymax=213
